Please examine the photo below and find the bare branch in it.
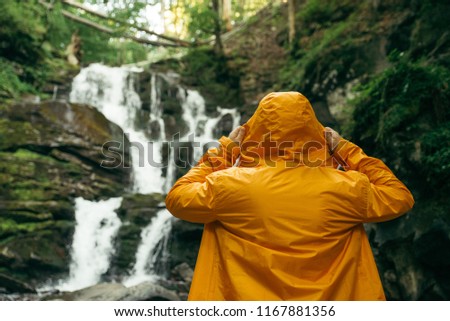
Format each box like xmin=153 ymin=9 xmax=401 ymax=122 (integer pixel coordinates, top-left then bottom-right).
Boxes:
xmin=38 ymin=0 xmax=183 ymax=48
xmin=61 ymin=0 xmax=192 ymax=47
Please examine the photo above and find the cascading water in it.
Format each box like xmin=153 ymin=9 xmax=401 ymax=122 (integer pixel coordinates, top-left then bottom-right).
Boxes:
xmin=56 ymin=198 xmax=122 ymax=291
xmin=123 ymin=209 xmax=173 ymax=286
xmin=175 ymin=88 xmax=241 ymax=170
xmin=125 ymin=87 xmax=241 ymax=287
xmin=52 ymin=63 xmax=240 ymax=292
xmin=52 ymin=63 xmax=168 ymax=292
xmin=70 ymin=64 xmax=165 ymax=194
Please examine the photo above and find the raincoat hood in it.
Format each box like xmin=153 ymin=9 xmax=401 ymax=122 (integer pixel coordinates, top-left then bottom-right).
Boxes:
xmin=240 ymin=92 xmax=329 ymax=167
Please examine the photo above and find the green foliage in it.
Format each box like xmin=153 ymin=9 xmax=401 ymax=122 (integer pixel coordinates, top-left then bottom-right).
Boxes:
xmin=185 ymin=1 xmax=217 ymax=40
xmin=86 ymin=0 xmax=147 ymax=24
xmin=0 ymin=59 xmax=37 ymax=99
xmin=350 ymin=55 xmax=450 ymax=196
xmin=276 ymin=0 xmax=366 ymax=98
xmin=45 ymin=1 xmax=150 ymax=65
xmin=181 ymin=47 xmax=241 ymax=109
xmin=0 ymin=0 xmax=155 ymax=102
xmin=299 ymin=0 xmax=336 ymax=25
xmin=420 ymin=123 xmax=450 ymax=190
xmin=0 ymin=0 xmax=47 ymax=65
xmin=45 ymin=1 xmax=73 ymax=52
xmin=280 ymin=20 xmax=350 ymax=88
xmin=298 ymin=0 xmax=355 ymax=28
xmin=352 ymin=55 xmax=450 ymax=145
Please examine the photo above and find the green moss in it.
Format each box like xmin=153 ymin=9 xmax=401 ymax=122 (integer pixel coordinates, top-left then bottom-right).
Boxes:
xmin=0 ymin=217 xmax=55 ymax=237
xmin=351 ymin=56 xmax=450 ymax=146
xmin=277 ymin=0 xmax=366 ymax=97
xmin=0 ymin=148 xmax=85 ymax=201
xmin=0 ymin=58 xmax=36 ymax=99
xmin=180 ymin=47 xmax=242 ymax=109
xmin=349 ymin=55 xmax=450 ymax=210
xmin=291 ymin=20 xmax=351 ymax=80
xmin=421 ymin=123 xmax=450 ymax=190
xmin=298 ymin=0 xmax=354 ymax=26
xmin=2 ymin=210 xmax=53 ymax=222
xmin=0 ymin=119 xmax=37 ymax=150
xmin=8 ymin=188 xmax=51 ymax=202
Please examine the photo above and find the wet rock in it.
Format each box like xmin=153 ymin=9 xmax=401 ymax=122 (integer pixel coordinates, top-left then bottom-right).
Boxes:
xmin=110 ymin=193 xmax=165 ymax=275
xmin=172 ymin=263 xmax=193 ymax=283
xmin=369 ymin=218 xmax=450 ymax=300
xmin=0 ymin=221 xmax=74 ymax=279
xmin=213 ymin=113 xmax=234 ymax=138
xmin=167 ymin=220 xmax=203 ymax=271
xmin=117 ymin=193 xmax=164 ymax=225
xmin=122 ymin=281 xmax=179 ymax=301
xmin=45 ymin=282 xmax=179 ymax=301
xmin=0 ymin=200 xmax=74 ymax=221
xmin=0 ymin=273 xmax=36 ymax=294
xmin=0 ymin=101 xmax=131 ymax=198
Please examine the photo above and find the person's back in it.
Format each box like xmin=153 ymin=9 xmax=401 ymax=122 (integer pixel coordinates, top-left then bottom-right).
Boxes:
xmin=166 ymin=92 xmax=414 ymax=300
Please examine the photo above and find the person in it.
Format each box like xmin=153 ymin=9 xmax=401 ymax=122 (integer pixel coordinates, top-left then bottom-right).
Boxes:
xmin=165 ymin=91 xmax=414 ymax=300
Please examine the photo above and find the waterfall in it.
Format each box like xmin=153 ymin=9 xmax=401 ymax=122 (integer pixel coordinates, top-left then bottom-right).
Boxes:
xmin=56 ymin=197 xmax=122 ymax=291
xmin=70 ymin=63 xmax=165 ymax=194
xmin=123 ymin=209 xmax=173 ymax=287
xmin=52 ymin=63 xmax=240 ymax=292
xmin=178 ymin=88 xmax=241 ymax=160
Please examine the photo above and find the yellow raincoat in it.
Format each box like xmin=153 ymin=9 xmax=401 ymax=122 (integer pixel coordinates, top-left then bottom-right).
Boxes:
xmin=166 ymin=92 xmax=414 ymax=300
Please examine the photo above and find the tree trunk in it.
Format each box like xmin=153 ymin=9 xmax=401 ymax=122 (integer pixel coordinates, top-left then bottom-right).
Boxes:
xmin=65 ymin=31 xmax=81 ymax=66
xmin=160 ymin=0 xmax=166 ymax=33
xmin=222 ymin=0 xmax=232 ymax=32
xmin=288 ymin=0 xmax=296 ymax=45
xmin=212 ymin=0 xmax=224 ymax=56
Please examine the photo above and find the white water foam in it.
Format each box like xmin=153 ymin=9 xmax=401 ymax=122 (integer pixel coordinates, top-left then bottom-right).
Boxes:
xmin=123 ymin=209 xmax=173 ymax=287
xmin=56 ymin=197 xmax=122 ymax=291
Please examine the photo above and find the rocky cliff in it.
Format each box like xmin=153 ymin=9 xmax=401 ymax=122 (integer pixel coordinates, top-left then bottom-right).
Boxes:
xmin=0 ymin=101 xmax=131 ymax=293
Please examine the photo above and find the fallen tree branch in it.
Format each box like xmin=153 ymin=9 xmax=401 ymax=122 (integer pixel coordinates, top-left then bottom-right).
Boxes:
xmin=61 ymin=0 xmax=193 ymax=47
xmin=39 ymin=0 xmax=184 ymax=48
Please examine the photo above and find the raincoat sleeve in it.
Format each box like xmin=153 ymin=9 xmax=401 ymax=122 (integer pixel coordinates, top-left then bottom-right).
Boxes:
xmin=165 ymin=136 xmax=240 ymax=223
xmin=334 ymin=140 xmax=414 ymax=223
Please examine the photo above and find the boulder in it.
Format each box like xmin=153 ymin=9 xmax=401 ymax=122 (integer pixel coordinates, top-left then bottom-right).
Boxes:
xmin=44 ymin=281 xmax=179 ymax=301
xmin=172 ymin=263 xmax=193 ymax=283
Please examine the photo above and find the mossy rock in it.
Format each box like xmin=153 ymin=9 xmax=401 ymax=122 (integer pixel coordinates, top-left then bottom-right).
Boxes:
xmin=0 ymin=221 xmax=74 ymax=287
xmin=110 ymin=224 xmax=143 ymax=274
xmin=0 ymin=200 xmax=74 ymax=221
xmin=0 ymin=101 xmax=132 ymax=200
xmin=117 ymin=193 xmax=165 ymax=226
xmin=0 ymin=149 xmax=83 ymax=202
xmin=0 ymin=101 xmax=131 ymax=170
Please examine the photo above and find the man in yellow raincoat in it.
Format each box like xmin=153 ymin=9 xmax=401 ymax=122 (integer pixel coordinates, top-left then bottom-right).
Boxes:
xmin=166 ymin=92 xmax=414 ymax=300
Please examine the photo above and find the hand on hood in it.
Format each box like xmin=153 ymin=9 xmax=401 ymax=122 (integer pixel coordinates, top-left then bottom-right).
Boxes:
xmin=228 ymin=126 xmax=246 ymax=144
